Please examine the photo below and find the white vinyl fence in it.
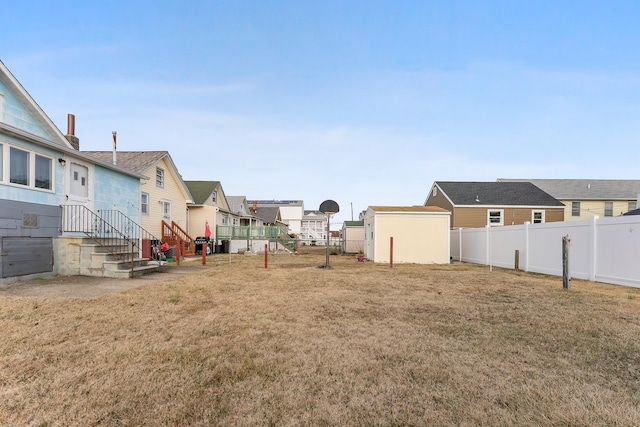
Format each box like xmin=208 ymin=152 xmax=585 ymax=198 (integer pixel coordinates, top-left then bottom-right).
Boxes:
xmin=451 ymin=215 xmax=640 ymax=288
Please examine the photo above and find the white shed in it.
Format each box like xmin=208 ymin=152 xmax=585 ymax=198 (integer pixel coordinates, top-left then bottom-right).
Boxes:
xmin=364 ymin=206 xmax=451 ymax=264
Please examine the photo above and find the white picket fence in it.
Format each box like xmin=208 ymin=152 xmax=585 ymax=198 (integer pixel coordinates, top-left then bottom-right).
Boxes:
xmin=450 ymin=215 xmax=640 ymax=288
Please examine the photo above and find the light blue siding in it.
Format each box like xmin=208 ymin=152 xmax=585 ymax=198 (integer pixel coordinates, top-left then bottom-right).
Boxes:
xmin=0 ymin=133 xmax=64 ymax=206
xmin=0 ymin=80 xmax=51 ymax=140
xmin=93 ymin=165 xmax=140 ymax=222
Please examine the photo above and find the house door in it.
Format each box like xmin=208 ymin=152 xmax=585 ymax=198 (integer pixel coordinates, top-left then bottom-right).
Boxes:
xmin=162 ymin=200 xmax=171 ymax=223
xmin=68 ymin=162 xmax=89 ymax=203
xmin=64 ymin=162 xmax=93 ymax=232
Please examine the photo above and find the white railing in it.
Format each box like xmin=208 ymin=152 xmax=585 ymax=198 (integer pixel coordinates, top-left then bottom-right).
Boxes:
xmin=451 ymin=215 xmax=640 ymax=288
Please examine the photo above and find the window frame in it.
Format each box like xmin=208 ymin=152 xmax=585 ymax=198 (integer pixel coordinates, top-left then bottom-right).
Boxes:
xmin=532 ymin=210 xmax=545 ymax=224
xmin=487 ymin=209 xmax=504 ymax=226
xmin=604 ymin=201 xmax=613 ymax=217
xmin=156 ymin=166 xmax=165 ymax=188
xmin=141 ymin=192 xmax=149 ymax=215
xmin=211 ymin=190 xmax=217 ymax=203
xmin=571 ymin=201 xmax=581 ymax=217
xmin=2 ymin=143 xmax=54 ymax=192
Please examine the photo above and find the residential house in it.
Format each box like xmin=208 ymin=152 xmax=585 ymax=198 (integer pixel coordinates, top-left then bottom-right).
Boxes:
xmin=341 ymin=220 xmax=365 ymax=254
xmin=0 ymin=61 xmax=147 ymax=282
xmin=363 ymin=206 xmax=451 ymax=264
xmin=84 ymin=151 xmax=195 ymax=256
xmin=245 ymin=200 xmax=297 ymax=251
xmin=184 ymin=181 xmax=262 ymax=253
xmin=497 ymin=179 xmax=640 ymax=220
xmin=425 ymin=181 xmax=565 ymax=228
xmin=184 ymin=180 xmax=226 ymax=239
xmin=247 ymin=200 xmax=304 ymax=232
xmin=300 ymin=209 xmax=328 ymax=246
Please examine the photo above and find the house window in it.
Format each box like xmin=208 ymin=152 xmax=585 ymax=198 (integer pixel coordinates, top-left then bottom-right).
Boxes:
xmin=432 ymin=186 xmax=437 ymax=197
xmin=629 ymin=201 xmax=636 ymax=212
xmin=211 ymin=190 xmax=217 ymax=203
xmin=5 ymin=146 xmax=53 ymax=190
xmin=141 ymin=192 xmax=149 ymax=215
xmin=604 ymin=201 xmax=613 ymax=217
xmin=156 ymin=167 xmax=165 ymax=188
xmin=488 ymin=210 xmax=503 ymax=226
xmin=10 ymin=146 xmax=29 ymax=186
xmin=35 ymin=155 xmax=52 ymax=190
xmin=162 ymin=200 xmax=171 ymax=222
xmin=0 ymin=143 xmax=3 ymax=181
xmin=222 ymin=215 xmax=229 ymax=225
xmin=233 ymin=217 xmax=239 ymax=226
xmin=532 ymin=210 xmax=545 ymax=224
xmin=571 ymin=201 xmax=581 ymax=217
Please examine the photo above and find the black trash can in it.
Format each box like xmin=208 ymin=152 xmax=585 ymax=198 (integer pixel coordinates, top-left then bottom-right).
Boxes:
xmin=222 ymin=240 xmax=230 ymax=254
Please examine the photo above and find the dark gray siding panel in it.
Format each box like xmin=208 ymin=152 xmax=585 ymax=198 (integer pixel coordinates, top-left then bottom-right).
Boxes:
xmin=1 ymin=237 xmax=53 ymax=277
xmin=0 ymin=200 xmax=60 ymax=278
xmin=0 ymin=199 xmax=61 ymax=238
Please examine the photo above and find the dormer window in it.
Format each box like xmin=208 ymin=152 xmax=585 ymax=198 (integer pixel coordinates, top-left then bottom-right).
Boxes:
xmin=211 ymin=190 xmax=217 ymax=203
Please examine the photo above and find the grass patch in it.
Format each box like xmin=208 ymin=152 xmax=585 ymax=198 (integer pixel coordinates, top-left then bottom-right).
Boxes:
xmin=1 ymin=254 xmax=640 ymax=425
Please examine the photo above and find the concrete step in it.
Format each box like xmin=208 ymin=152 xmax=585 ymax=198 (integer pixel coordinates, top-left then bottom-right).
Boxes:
xmin=108 ymin=263 xmax=159 ymax=279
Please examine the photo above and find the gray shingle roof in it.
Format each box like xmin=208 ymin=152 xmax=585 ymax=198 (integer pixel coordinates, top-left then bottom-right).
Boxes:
xmin=497 ymin=179 xmax=640 ymax=200
xmin=251 ymin=206 xmax=280 ymax=224
xmin=436 ymin=181 xmax=564 ymax=206
xmin=83 ymin=151 xmax=168 ymax=174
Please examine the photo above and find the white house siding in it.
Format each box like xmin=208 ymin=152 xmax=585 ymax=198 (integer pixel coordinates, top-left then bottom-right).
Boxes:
xmin=279 ymin=205 xmax=303 ymax=234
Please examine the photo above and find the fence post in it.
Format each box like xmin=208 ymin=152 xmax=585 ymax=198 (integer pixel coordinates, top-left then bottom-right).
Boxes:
xmin=486 ymin=225 xmax=492 ymax=271
xmin=524 ymin=222 xmax=530 ymax=272
xmin=264 ymin=243 xmax=268 ymax=268
xmin=390 ymin=236 xmax=394 ymax=268
xmin=562 ymin=235 xmax=571 ymax=290
xmin=176 ymin=237 xmax=181 ymax=265
xmin=589 ymin=216 xmax=598 ymax=281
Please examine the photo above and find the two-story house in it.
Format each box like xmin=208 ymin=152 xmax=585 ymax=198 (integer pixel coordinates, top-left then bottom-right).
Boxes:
xmin=497 ymin=178 xmax=640 ymax=220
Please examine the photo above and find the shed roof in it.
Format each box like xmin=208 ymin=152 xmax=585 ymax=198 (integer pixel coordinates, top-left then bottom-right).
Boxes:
xmin=369 ymin=206 xmax=450 ymax=213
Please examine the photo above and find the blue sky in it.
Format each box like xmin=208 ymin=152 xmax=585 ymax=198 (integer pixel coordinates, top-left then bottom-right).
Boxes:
xmin=4 ymin=1 xmax=640 ymax=225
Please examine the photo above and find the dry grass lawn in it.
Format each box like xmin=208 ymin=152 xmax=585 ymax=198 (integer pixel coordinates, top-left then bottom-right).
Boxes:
xmin=2 ymin=251 xmax=640 ymax=426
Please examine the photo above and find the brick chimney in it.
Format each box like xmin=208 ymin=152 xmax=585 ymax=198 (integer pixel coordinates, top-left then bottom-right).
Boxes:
xmin=64 ymin=113 xmax=80 ymax=150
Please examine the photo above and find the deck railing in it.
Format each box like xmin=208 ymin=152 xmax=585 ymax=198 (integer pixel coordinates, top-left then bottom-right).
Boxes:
xmin=161 ymin=220 xmax=195 ymax=257
xmin=216 ymin=225 xmax=296 ymax=251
